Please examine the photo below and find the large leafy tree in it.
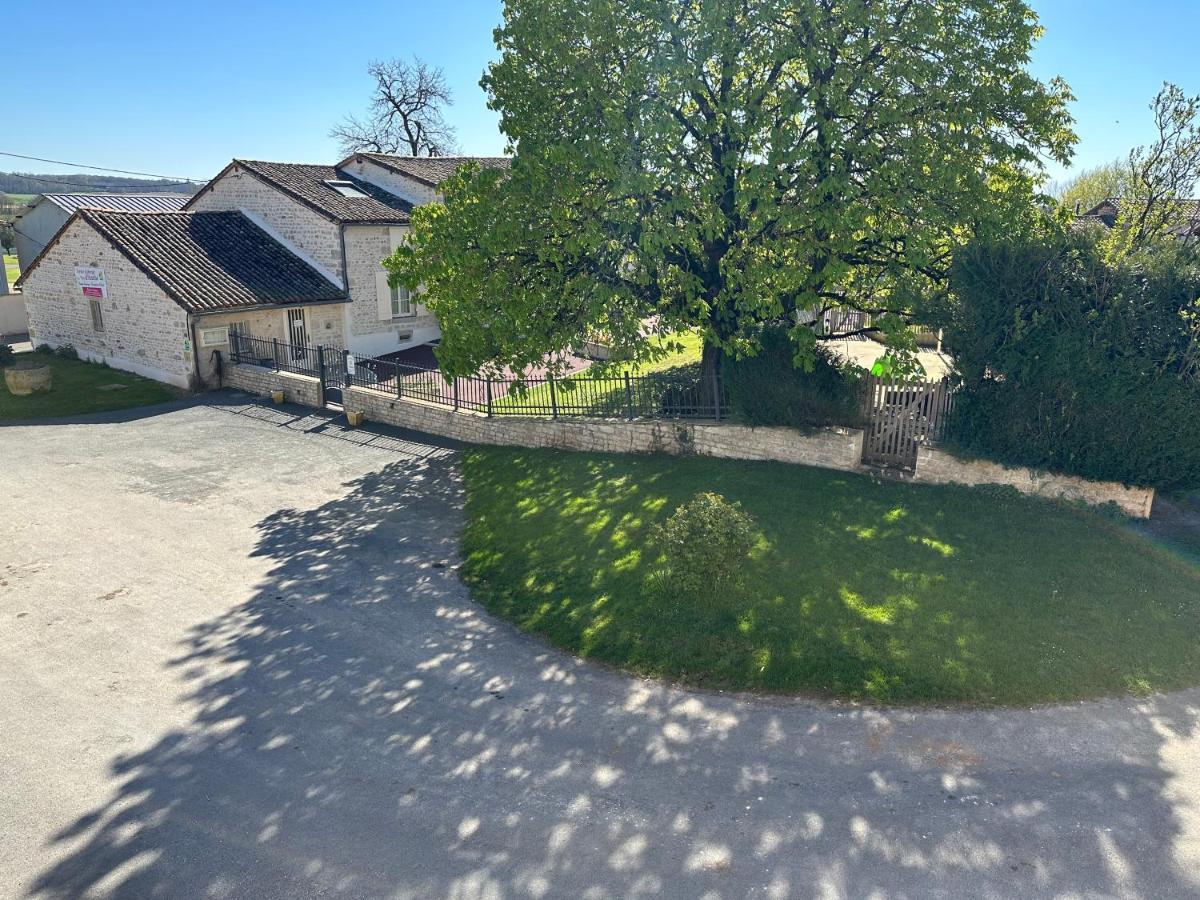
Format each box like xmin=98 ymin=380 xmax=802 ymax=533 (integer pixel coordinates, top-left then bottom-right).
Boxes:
xmin=390 ymin=0 xmax=1074 ymax=378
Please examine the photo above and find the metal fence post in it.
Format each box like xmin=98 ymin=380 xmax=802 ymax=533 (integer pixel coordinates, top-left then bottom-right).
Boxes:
xmin=486 ymin=378 xmax=493 ymax=417
xmin=453 ymin=379 xmax=460 ymax=411
xmin=342 ymin=350 xmax=351 ymax=390
xmin=271 ymin=338 xmax=280 ymax=372
xmin=549 ymin=375 xmax=558 ymax=419
xmin=711 ymin=366 xmax=722 ymax=421
xmin=395 ymin=364 xmax=403 ymax=400
xmin=316 ymin=345 xmax=326 ymax=407
xmin=624 ymin=373 xmax=634 ymax=419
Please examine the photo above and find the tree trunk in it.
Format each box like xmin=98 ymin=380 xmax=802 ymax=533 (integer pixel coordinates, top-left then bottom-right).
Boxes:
xmin=700 ymin=341 xmax=725 ymax=384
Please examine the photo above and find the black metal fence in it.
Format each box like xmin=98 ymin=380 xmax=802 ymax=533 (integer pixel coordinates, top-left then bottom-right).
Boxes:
xmin=229 ymin=330 xmax=725 ymax=420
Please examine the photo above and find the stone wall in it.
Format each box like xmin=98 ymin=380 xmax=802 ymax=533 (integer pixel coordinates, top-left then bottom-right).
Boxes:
xmin=347 ymin=384 xmax=865 ymax=467
xmin=914 ymin=445 xmax=1155 ymax=519
xmin=225 ymin=363 xmax=322 ymax=407
xmin=225 ymin=367 xmax=865 ymax=469
xmin=190 ymin=165 xmax=345 ymax=285
xmin=192 ymin=306 xmax=347 ymax=388
xmin=227 ymin=363 xmax=1159 ymax=517
xmin=342 ymin=225 xmax=440 ymax=357
xmin=22 ymin=219 xmax=195 ymax=387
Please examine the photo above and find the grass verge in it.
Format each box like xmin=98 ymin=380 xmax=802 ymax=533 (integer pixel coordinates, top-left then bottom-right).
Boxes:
xmin=1 ymin=352 xmax=176 ymax=421
xmin=461 ymin=447 xmax=1200 ymax=705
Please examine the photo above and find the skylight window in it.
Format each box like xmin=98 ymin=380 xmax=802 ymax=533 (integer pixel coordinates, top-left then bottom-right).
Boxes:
xmin=323 ymin=179 xmax=371 ymax=199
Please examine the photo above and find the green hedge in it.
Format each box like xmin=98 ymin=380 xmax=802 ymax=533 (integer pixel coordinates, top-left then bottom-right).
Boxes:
xmin=940 ymin=232 xmax=1200 ymax=490
xmin=724 ymin=327 xmax=863 ymax=429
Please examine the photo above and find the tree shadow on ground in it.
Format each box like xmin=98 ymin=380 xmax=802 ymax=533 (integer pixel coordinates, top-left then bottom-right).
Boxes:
xmin=26 ymin=453 xmax=1200 ymax=898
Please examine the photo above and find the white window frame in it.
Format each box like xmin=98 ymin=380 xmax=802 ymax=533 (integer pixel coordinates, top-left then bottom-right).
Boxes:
xmin=390 ymin=282 xmax=414 ymax=318
xmin=199 ymin=327 xmax=229 ymax=347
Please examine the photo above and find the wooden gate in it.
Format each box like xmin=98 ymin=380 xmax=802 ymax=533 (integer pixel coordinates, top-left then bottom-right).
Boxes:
xmin=861 ymin=376 xmax=954 ymax=470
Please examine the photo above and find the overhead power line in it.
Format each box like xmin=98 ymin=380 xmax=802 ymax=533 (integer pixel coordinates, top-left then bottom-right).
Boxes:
xmin=0 ymin=151 xmax=204 ymax=183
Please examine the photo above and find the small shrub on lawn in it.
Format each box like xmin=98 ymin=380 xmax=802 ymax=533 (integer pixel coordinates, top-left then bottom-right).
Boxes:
xmin=0 ymin=344 xmax=12 ymax=368
xmin=54 ymin=344 xmax=79 ymax=361
xmin=724 ymin=327 xmax=863 ymax=428
xmin=652 ymin=491 xmax=757 ymax=596
xmin=35 ymin=343 xmax=53 ymax=354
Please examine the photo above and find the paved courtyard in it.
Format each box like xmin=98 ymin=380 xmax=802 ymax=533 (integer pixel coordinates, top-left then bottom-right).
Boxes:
xmin=1 ymin=395 xmax=1198 ymax=899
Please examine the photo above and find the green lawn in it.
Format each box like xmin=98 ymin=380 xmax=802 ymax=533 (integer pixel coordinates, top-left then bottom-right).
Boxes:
xmin=0 ymin=352 xmax=176 ymax=420
xmin=461 ymin=447 xmax=1200 ymax=705
xmin=493 ymin=331 xmax=704 ymax=415
xmin=4 ymin=254 xmax=18 ymax=288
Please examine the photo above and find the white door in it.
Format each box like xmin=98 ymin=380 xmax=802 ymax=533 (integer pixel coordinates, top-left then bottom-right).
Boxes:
xmin=287 ymin=308 xmax=309 ymax=357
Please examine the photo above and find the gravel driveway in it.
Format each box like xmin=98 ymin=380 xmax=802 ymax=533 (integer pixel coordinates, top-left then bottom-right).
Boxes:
xmin=1 ymin=394 xmax=1198 ymax=899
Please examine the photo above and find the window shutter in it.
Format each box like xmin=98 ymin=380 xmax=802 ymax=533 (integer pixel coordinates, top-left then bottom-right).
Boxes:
xmin=376 ymin=271 xmax=393 ymax=320
xmin=389 ymin=227 xmax=406 ymax=253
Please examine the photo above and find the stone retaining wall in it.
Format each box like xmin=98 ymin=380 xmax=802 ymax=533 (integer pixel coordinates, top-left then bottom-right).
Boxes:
xmin=225 ymin=362 xmax=1157 ymax=518
xmin=225 ymin=364 xmax=322 ymax=408
xmin=223 ymin=364 xmax=864 ymax=470
xmin=914 ymin=445 xmax=1155 ymax=519
xmin=344 ymin=384 xmax=865 ymax=470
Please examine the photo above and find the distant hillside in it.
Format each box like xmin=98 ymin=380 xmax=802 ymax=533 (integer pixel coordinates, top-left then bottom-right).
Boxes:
xmin=0 ymin=171 xmax=201 ymax=196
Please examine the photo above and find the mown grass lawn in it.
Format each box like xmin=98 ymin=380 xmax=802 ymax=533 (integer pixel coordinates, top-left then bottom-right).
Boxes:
xmin=4 ymin=254 xmax=19 ymax=288
xmin=492 ymin=331 xmax=704 ymax=415
xmin=0 ymin=352 xmax=176 ymax=421
xmin=461 ymin=447 xmax=1200 ymax=705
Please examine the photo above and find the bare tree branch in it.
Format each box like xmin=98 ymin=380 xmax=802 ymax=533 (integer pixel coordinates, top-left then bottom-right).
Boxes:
xmin=331 ymin=57 xmax=459 ymax=157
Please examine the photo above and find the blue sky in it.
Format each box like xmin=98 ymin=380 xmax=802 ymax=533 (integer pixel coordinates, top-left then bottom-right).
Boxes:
xmin=10 ymin=0 xmax=1199 ymax=189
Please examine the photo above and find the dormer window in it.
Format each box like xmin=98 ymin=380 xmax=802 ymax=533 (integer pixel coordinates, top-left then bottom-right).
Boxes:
xmin=323 ymin=179 xmax=371 ymax=199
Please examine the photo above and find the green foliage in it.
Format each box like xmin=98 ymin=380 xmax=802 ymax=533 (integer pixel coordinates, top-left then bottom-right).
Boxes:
xmin=724 ymin=328 xmax=863 ymax=428
xmin=0 ymin=343 xmax=12 ymax=368
xmin=651 ymin=492 xmax=758 ymax=596
xmin=1055 ymin=159 xmax=1130 ymax=214
xmin=1104 ymin=83 xmax=1200 ymax=260
xmin=941 ymin=230 xmax=1200 ymax=489
xmin=54 ymin=344 xmax=79 ymax=361
xmin=389 ymin=0 xmax=1075 ymax=379
xmin=34 ymin=343 xmax=52 ymax=354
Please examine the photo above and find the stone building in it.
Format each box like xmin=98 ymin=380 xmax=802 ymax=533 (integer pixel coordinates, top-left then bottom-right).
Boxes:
xmin=17 ymin=153 xmax=508 ymax=385
xmin=17 ymin=208 xmax=346 ymax=388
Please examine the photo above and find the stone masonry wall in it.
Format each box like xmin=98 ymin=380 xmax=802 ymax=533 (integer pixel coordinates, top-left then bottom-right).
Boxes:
xmin=222 ymin=365 xmax=865 ymax=470
xmin=22 ymin=219 xmax=194 ymax=387
xmin=915 ymin=445 xmax=1155 ymax=519
xmin=227 ymin=362 xmax=1155 ymax=517
xmin=225 ymin=363 xmax=322 ymax=407
xmin=190 ymin=166 xmax=345 ymax=284
xmin=346 ymin=383 xmax=865 ymax=467
xmin=193 ymin=306 xmax=347 ymax=388
xmin=343 ymin=225 xmax=439 ymax=356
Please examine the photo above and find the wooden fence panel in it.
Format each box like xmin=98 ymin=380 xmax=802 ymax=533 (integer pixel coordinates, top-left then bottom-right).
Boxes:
xmin=861 ymin=375 xmax=954 ymax=469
